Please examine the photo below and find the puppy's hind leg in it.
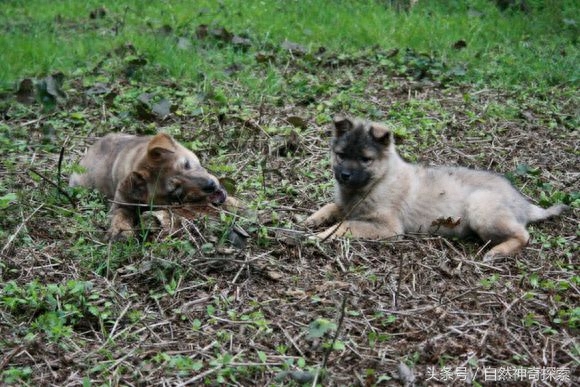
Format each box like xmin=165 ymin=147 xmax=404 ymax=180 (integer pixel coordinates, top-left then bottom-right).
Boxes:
xmin=478 ymin=219 xmax=530 ymax=260
xmin=485 ymin=229 xmax=529 ymax=259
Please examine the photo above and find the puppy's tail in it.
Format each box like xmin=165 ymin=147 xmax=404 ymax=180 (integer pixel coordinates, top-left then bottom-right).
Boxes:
xmin=528 ymin=203 xmax=569 ymax=223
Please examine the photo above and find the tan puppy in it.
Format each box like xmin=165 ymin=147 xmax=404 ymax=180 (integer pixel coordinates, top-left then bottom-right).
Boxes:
xmin=306 ymin=116 xmax=568 ymax=258
xmin=70 ymin=133 xmax=227 ymax=239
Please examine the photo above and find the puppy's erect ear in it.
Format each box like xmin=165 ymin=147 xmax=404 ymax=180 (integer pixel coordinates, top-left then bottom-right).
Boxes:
xmin=369 ymin=123 xmax=392 ymax=146
xmin=148 ymin=133 xmax=176 ymax=160
xmin=333 ymin=116 xmax=355 ymax=138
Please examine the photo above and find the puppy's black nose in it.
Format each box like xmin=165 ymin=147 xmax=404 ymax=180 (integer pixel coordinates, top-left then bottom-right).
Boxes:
xmin=202 ymin=179 xmax=218 ymax=193
xmin=340 ymin=171 xmax=351 ymax=181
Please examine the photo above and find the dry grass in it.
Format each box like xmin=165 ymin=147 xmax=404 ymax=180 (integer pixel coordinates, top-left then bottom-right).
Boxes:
xmin=1 ymin=60 xmax=578 ymax=386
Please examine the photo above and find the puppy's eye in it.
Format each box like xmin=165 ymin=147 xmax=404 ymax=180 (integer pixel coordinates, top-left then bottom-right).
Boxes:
xmin=184 ymin=160 xmax=191 ymax=170
xmin=360 ymin=156 xmax=373 ymax=164
xmin=335 ymin=152 xmax=345 ymax=161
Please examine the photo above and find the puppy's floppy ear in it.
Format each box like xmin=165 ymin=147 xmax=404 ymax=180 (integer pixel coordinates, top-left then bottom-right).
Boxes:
xmin=369 ymin=123 xmax=392 ymax=146
xmin=333 ymin=115 xmax=355 ymax=138
xmin=148 ymin=133 xmax=176 ymax=160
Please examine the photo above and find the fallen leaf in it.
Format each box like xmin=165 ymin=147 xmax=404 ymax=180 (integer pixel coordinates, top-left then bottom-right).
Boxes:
xmin=195 ymin=24 xmax=208 ymax=39
xmin=398 ymin=362 xmax=416 ymax=386
xmin=36 ymin=72 xmax=66 ymax=110
xmin=176 ymin=37 xmax=192 ymax=50
xmin=286 ymin=115 xmax=307 ymax=129
xmin=269 ymin=130 xmax=301 ymax=157
xmin=519 ymin=110 xmax=537 ymax=122
xmin=452 ymin=39 xmax=467 ymax=50
xmin=281 ymin=40 xmax=307 ymax=55
xmin=210 ymin=26 xmax=233 ymax=42
xmin=274 ymin=371 xmax=316 ymax=383
xmin=231 ymin=35 xmax=251 ymax=49
xmin=85 ymin=83 xmax=111 ymax=96
xmin=135 ymin=93 xmax=154 ymax=120
xmin=255 ymin=51 xmax=276 ymax=63
xmin=224 ymin=63 xmax=243 ymax=76
xmin=151 ymin=98 xmax=172 ymax=119
xmin=16 ymin=78 xmax=35 ymax=104
xmin=44 ymin=72 xmax=66 ymax=99
xmin=285 ymin=289 xmax=307 ymax=298
xmin=124 ymin=56 xmax=147 ymax=77
xmin=89 ymin=6 xmax=107 ymax=19
xmin=227 ymin=226 xmax=249 ymax=249
xmin=562 ymin=18 xmax=577 ymax=26
xmin=266 ymin=270 xmax=283 ymax=281
xmin=431 ymin=216 xmax=461 ymax=228
xmin=386 ymin=47 xmax=400 ymax=58
xmin=157 ymin=24 xmax=173 ymax=36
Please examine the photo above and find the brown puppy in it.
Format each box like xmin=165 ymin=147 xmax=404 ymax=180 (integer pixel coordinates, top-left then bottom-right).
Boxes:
xmin=70 ymin=133 xmax=227 ymax=239
xmin=306 ymin=116 xmax=568 ymax=258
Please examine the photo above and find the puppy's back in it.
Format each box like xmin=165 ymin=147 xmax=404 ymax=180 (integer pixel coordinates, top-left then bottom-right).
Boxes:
xmin=70 ymin=134 xmax=149 ymax=198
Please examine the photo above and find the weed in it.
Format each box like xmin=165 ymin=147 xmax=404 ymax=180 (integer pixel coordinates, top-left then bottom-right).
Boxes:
xmin=1 ymin=280 xmax=114 ymax=342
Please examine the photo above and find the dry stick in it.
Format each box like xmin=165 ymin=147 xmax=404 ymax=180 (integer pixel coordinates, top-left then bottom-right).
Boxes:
xmin=1 ymin=204 xmax=44 ymax=255
xmin=312 ymin=295 xmax=348 ymax=387
xmin=108 ymin=301 xmax=133 ymax=340
xmin=28 ymin=168 xmax=76 ymax=207
xmin=57 ymin=145 xmax=65 ymax=196
xmin=277 ymin=323 xmax=306 ymax=358
xmin=395 ymin=252 xmax=406 ymax=309
xmin=177 ymin=364 xmax=223 ymax=386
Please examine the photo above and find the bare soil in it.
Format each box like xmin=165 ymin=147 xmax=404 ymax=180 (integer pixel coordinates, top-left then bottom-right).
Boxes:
xmin=0 ymin=58 xmax=578 ymax=386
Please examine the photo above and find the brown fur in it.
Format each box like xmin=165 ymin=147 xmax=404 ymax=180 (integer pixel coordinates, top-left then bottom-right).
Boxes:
xmin=70 ymin=133 xmax=228 ymax=239
xmin=306 ymin=116 xmax=568 ymax=258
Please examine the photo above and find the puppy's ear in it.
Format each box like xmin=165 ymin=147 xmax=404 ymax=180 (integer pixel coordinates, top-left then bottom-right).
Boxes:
xmin=148 ymin=133 xmax=176 ymax=160
xmin=333 ymin=115 xmax=355 ymax=138
xmin=369 ymin=123 xmax=392 ymax=146
xmin=119 ymin=171 xmax=149 ymax=202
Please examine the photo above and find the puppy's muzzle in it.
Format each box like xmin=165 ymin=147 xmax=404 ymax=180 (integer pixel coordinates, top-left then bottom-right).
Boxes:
xmin=203 ymin=179 xmax=228 ymax=206
xmin=334 ymin=167 xmax=371 ymax=188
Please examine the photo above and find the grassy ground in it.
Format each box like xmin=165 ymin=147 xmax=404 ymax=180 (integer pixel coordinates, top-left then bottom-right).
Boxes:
xmin=0 ymin=0 xmax=578 ymax=385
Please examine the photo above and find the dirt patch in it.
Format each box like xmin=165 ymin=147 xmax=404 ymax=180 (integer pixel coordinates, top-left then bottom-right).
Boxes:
xmin=0 ymin=53 xmax=578 ymax=385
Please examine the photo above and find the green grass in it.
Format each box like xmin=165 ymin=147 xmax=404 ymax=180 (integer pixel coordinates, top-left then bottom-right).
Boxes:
xmin=1 ymin=0 xmax=578 ymax=89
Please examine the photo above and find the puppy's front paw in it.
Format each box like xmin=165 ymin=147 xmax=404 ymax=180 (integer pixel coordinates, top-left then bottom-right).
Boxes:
xmin=483 ymin=250 xmax=507 ymax=263
xmin=304 ymin=214 xmax=323 ymax=228
xmin=304 ymin=203 xmax=341 ymax=229
xmin=107 ymin=227 xmax=135 ymax=241
xmin=313 ymin=224 xmax=344 ymax=241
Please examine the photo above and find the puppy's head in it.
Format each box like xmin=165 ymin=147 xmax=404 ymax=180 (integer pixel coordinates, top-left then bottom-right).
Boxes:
xmin=331 ymin=116 xmax=393 ymax=190
xmin=127 ymin=133 xmax=227 ymax=206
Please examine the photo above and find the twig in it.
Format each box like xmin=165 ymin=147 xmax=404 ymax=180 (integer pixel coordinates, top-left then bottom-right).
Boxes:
xmin=277 ymin=323 xmax=307 ymax=358
xmin=1 ymin=204 xmax=44 ymax=255
xmin=177 ymin=364 xmax=223 ymax=386
xmin=395 ymin=252 xmax=405 ymax=309
xmin=312 ymin=295 xmax=348 ymax=386
xmin=57 ymin=146 xmax=65 ymax=196
xmin=28 ymin=168 xmax=76 ymax=207
xmin=109 ymin=302 xmax=133 ymax=340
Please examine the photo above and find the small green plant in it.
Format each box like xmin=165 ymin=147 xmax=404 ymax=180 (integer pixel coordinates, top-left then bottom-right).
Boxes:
xmin=480 ymin=274 xmax=500 ymax=289
xmin=0 ymin=192 xmax=17 ymax=209
xmin=1 ymin=280 xmax=114 ymax=341
xmin=1 ymin=366 xmax=33 ymax=384
xmin=152 ymin=353 xmax=203 ymax=376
